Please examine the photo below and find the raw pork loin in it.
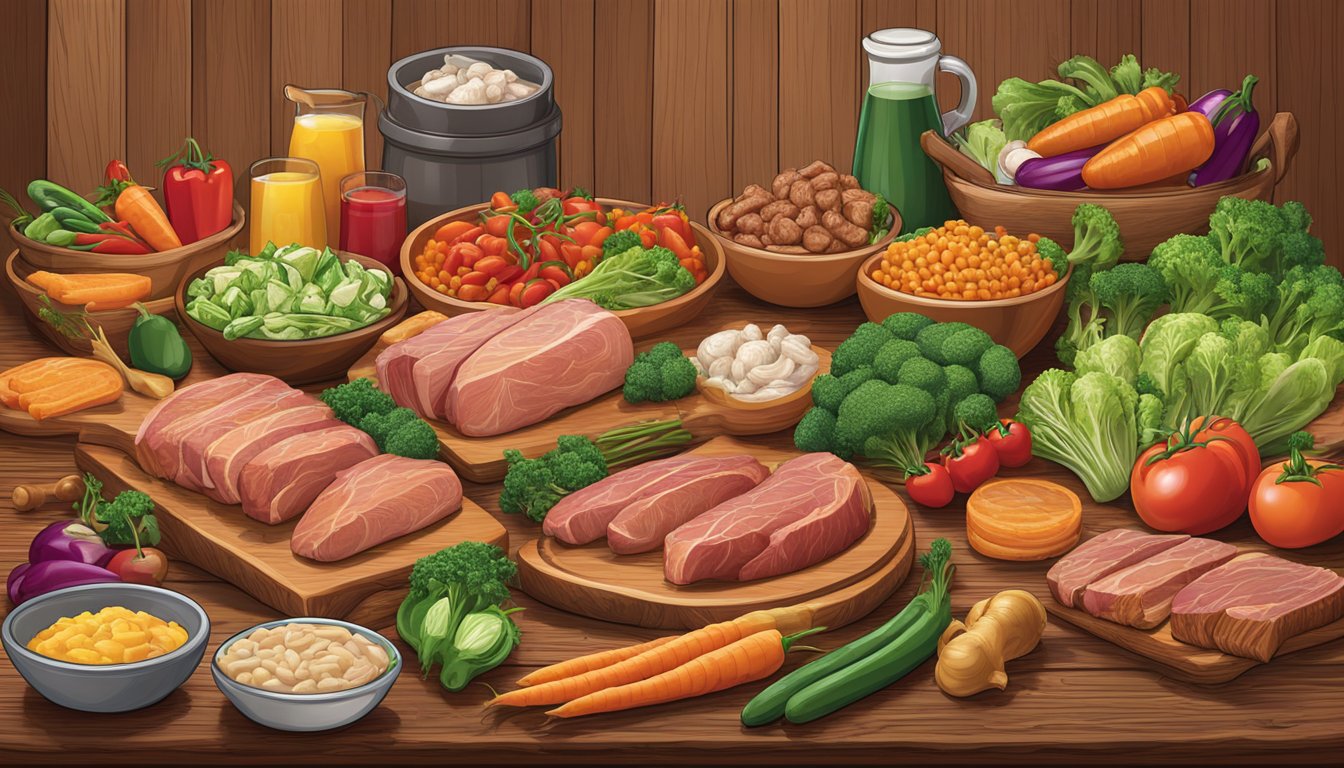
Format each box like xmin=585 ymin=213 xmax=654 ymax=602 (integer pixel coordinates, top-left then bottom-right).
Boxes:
xmin=199 ymin=404 xmax=339 ymax=504
xmin=1046 ymin=529 xmax=1189 ymax=608
xmin=543 ymin=456 xmax=700 ymax=546
xmin=1079 ymin=538 xmax=1237 ymax=629
xmin=606 ymin=456 xmax=770 ymax=554
xmin=238 ymin=425 xmax=379 ymax=524
xmin=135 ymin=373 xmax=287 ymax=480
xmin=663 ymin=453 xmax=871 ymax=585
xmin=291 ymin=454 xmax=464 ymax=561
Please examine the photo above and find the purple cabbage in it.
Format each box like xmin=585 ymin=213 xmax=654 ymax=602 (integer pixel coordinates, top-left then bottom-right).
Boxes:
xmin=8 ymin=559 xmax=120 ymax=605
xmin=1187 ymin=75 xmax=1260 ymax=186
xmin=1014 ymin=145 xmax=1104 ymax=191
xmin=28 ymin=521 xmax=117 ymax=567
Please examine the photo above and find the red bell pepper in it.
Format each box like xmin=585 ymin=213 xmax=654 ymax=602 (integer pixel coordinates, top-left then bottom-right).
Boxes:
xmin=156 ymin=137 xmax=233 ymax=244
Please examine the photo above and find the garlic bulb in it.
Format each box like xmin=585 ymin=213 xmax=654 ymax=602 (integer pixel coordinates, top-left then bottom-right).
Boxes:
xmin=693 ymin=323 xmax=820 ymax=402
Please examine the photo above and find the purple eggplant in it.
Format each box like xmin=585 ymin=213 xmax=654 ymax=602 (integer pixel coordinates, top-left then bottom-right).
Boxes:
xmin=1187 ymin=75 xmax=1259 ymax=186
xmin=7 ymin=559 xmax=120 ymax=605
xmin=28 ymin=520 xmax=117 ymax=567
xmin=1014 ymin=145 xmax=1105 ymax=191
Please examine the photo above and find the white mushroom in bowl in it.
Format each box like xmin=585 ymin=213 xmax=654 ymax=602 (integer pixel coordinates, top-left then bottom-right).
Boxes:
xmin=692 ymin=323 xmax=820 ymax=402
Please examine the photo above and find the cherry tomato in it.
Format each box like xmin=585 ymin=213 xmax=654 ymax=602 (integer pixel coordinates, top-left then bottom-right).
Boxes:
xmin=652 ymin=211 xmax=694 ymax=244
xmin=942 ymin=436 xmax=1000 ymax=494
xmin=1131 ymin=418 xmax=1251 ymax=535
xmin=986 ymin=419 xmax=1033 ymax=467
xmin=107 ymin=547 xmax=169 ymax=586
xmin=906 ymin=463 xmax=955 ymax=508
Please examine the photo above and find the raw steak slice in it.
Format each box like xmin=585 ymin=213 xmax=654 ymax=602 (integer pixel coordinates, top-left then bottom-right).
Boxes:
xmin=446 ymin=300 xmax=633 ymax=436
xmin=1080 ymin=538 xmax=1237 ymax=629
xmin=663 ymin=454 xmax=871 ymax=585
xmin=543 ymin=456 xmax=699 ymax=546
xmin=135 ymin=373 xmax=278 ymax=477
xmin=1046 ymin=529 xmax=1189 ymax=608
xmin=238 ymin=425 xmax=378 ymax=524
xmin=1170 ymin=553 xmax=1344 ymax=662
xmin=200 ymin=404 xmax=340 ymax=504
xmin=175 ymin=388 xmax=316 ymax=492
xmin=606 ymin=456 xmax=770 ymax=554
xmin=290 ymin=454 xmax=463 ymax=561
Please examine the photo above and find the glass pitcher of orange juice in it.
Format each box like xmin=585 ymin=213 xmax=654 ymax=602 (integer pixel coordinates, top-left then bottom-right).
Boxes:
xmin=284 ymin=85 xmax=376 ymax=244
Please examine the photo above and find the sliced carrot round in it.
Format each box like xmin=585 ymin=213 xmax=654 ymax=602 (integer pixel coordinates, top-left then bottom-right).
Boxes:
xmin=966 ymin=478 xmax=1082 ymax=560
xmin=967 ymin=522 xmax=1080 ymax=561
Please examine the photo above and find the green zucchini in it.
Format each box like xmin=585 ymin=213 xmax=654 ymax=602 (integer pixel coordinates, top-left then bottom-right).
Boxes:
xmin=27 ymin=180 xmax=112 ymax=223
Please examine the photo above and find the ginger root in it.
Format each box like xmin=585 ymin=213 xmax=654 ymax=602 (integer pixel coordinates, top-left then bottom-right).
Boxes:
xmin=935 ymin=589 xmax=1046 ymax=697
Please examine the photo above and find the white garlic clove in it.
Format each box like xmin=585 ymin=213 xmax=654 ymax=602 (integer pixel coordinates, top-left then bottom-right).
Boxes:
xmin=747 ymin=356 xmax=795 ymax=386
xmin=484 ymin=70 xmax=507 ymax=86
xmin=485 ymin=83 xmax=504 ymax=103
xmin=507 ymin=82 xmax=534 ymax=98
xmin=697 ymin=329 xmax=741 ymax=368
xmin=780 ymin=335 xmax=818 ymax=365
xmin=502 ymin=68 xmax=519 ymax=83
xmin=741 ymin=323 xmax=763 ymax=341
xmin=730 ymin=358 xmax=748 ymax=382
xmin=707 ymin=357 xmax=733 ymax=379
xmin=466 ymin=62 xmax=493 ymax=79
xmin=733 ymin=379 xmax=759 ymax=395
xmin=735 ymin=339 xmax=776 ymax=369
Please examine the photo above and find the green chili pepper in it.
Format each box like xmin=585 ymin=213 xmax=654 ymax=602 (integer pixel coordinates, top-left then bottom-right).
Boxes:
xmin=51 ymin=206 xmax=101 ymax=234
xmin=45 ymin=228 xmax=78 ymax=247
xmin=27 ymin=180 xmax=113 ymax=223
xmin=128 ymin=304 xmax=193 ymax=379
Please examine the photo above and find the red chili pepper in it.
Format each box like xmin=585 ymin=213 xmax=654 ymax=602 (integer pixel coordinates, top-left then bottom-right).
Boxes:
xmin=72 ymin=232 xmax=151 ymax=254
xmin=155 ymin=137 xmax=234 ymax=245
xmin=105 ymin=160 xmax=133 ymax=183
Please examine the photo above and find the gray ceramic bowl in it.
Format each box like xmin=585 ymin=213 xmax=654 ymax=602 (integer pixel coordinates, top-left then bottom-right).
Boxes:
xmin=212 ymin=617 xmax=401 ymax=732
xmin=1 ymin=583 xmax=210 ymax=712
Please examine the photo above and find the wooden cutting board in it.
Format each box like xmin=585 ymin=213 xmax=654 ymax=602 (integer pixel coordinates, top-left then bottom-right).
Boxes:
xmin=74 ymin=442 xmax=508 ymax=628
xmin=513 ymin=436 xmax=915 ymax=630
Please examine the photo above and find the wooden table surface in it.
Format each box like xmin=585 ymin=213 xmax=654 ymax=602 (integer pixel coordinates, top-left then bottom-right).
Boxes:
xmin=2 ymin=279 xmax=1342 ymax=766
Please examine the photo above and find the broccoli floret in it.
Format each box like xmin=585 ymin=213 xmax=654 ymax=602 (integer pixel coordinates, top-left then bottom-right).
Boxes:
xmin=510 ymin=188 xmax=540 ymax=213
xmin=940 ymin=326 xmax=994 ymax=367
xmin=873 ymin=339 xmax=923 ymax=384
xmin=1036 ymin=236 xmax=1069 ymax=278
xmin=810 ymin=367 xmax=874 ymax=413
xmin=834 ymin=380 xmax=940 ymax=474
xmin=358 ymin=406 xmax=439 ymax=458
xmin=1089 ymin=263 xmax=1168 ymax=340
xmin=944 ymin=364 xmax=980 ymax=430
xmin=832 ymin=322 xmax=894 ymax=376
xmin=1149 ymin=234 xmax=1222 ymax=312
xmin=321 ymin=377 xmax=396 ymax=426
xmin=897 ymin=356 xmax=947 ymax=395
xmin=394 ymin=541 xmax=516 ymax=669
xmin=977 ymin=344 xmax=1022 ymax=400
xmin=1279 ymin=201 xmax=1312 ymax=233
xmin=1068 ymin=204 xmax=1124 ymax=273
xmin=915 ymin=322 xmax=970 ymax=364
xmin=1056 ymin=260 xmax=1105 ymax=368
xmin=1265 ymin=265 xmax=1344 ymax=354
xmin=881 ymin=312 xmax=934 ymax=341
xmin=953 ymin=392 xmax=999 ymax=432
xmin=1208 ymin=197 xmax=1283 ymax=272
xmin=623 ymin=342 xmax=697 ymax=403
xmin=601 ymin=228 xmax=643 ymax=260
xmin=794 ymin=407 xmax=840 ymax=456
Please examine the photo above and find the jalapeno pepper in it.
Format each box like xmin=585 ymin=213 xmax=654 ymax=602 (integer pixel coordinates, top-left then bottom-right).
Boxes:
xmin=128 ymin=303 xmax=192 ymax=379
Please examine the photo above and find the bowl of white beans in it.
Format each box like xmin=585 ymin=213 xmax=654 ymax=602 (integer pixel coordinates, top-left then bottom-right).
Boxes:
xmin=211 ymin=618 xmax=400 ymax=732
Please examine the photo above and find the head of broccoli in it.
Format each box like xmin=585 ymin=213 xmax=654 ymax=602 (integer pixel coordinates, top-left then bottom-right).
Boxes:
xmin=321 ymin=377 xmax=396 ymax=426
xmin=1208 ymin=197 xmax=1286 ymax=273
xmin=1068 ymin=204 xmax=1123 ymax=273
xmin=1266 ymin=264 xmax=1344 ymax=354
xmin=395 ymin=541 xmax=517 ymax=670
xmin=624 ymin=342 xmax=698 ymax=404
xmin=835 ymin=380 xmax=940 ymax=474
xmin=1089 ymin=263 xmax=1168 ymax=340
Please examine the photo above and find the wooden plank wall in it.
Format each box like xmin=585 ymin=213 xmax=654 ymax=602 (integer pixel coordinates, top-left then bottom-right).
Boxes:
xmin=1 ymin=0 xmax=1340 ymax=268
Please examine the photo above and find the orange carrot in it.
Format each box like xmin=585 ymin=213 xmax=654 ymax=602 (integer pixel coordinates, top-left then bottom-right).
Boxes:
xmin=1027 ymin=86 xmax=1175 ymax=158
xmin=517 ymin=636 xmax=678 ymax=687
xmin=1081 ymin=112 xmax=1216 ymax=190
xmin=111 ymin=184 xmax=181 ymax=252
xmin=26 ymin=271 xmax=152 ymax=312
xmin=2 ymin=358 xmax=122 ymax=420
xmin=545 ymin=628 xmax=823 ymax=718
xmin=490 ymin=607 xmax=811 ymax=708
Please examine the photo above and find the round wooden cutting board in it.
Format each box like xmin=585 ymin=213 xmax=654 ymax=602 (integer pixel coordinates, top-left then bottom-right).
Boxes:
xmin=515 ymin=436 xmax=915 ymax=630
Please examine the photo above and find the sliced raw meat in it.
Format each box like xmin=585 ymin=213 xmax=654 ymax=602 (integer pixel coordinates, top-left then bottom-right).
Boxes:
xmin=290 ymin=454 xmax=463 ymax=561
xmin=238 ymin=425 xmax=378 ymax=524
xmin=1046 ymin=529 xmax=1189 ymax=608
xmin=200 ymin=405 xmax=340 ymax=504
xmin=543 ymin=456 xmax=699 ymax=546
xmin=1170 ymin=553 xmax=1344 ymax=662
xmin=1079 ymin=538 xmax=1237 ymax=629
xmin=135 ymin=373 xmax=277 ymax=477
xmin=174 ymin=388 xmax=316 ymax=492
xmin=606 ymin=456 xmax=770 ymax=554
xmin=446 ymin=300 xmax=633 ymax=436
xmin=663 ymin=454 xmax=871 ymax=585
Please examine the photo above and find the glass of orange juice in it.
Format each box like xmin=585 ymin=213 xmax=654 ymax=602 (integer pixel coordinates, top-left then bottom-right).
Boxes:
xmin=249 ymin=157 xmax=326 ymax=253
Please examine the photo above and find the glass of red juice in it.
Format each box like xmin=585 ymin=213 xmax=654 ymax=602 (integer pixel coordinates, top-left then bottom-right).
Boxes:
xmin=339 ymin=171 xmax=407 ymax=275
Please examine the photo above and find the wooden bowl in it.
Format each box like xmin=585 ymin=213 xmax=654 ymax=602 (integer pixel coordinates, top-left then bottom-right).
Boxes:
xmin=399 ymin=198 xmax=726 ymax=339
xmin=921 ymin=113 xmax=1300 ymax=261
xmin=855 ymin=252 xmax=1072 ymax=358
xmin=705 ymin=198 xmax=899 ymax=308
xmin=683 ymin=343 xmax=832 ymax=437
xmin=10 ymin=203 xmax=246 ymax=300
xmin=6 ymin=249 xmax=175 ymax=360
xmin=174 ymin=252 xmax=409 ymax=386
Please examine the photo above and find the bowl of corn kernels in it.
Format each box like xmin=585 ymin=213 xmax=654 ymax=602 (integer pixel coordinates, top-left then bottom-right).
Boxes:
xmin=1 ymin=582 xmax=210 ymax=712
xmin=855 ymin=220 xmax=1073 ymax=358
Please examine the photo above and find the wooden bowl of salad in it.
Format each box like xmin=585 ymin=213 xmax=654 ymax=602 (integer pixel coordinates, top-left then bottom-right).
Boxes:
xmin=399 ymin=196 xmax=726 ymax=339
xmin=175 ymin=249 xmax=408 ymax=386
xmin=10 ymin=202 xmax=246 ymax=301
xmin=922 ymin=113 xmax=1299 ymax=261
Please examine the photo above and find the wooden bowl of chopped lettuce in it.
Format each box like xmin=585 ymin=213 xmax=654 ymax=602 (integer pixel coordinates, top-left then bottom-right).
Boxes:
xmin=175 ymin=244 xmax=408 ymax=385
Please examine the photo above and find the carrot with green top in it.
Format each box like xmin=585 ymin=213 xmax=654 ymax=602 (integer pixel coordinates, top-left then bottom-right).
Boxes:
xmin=1027 ymin=86 xmax=1175 ymax=158
xmin=517 ymin=636 xmax=678 ymax=687
xmin=545 ymin=628 xmax=825 ymax=718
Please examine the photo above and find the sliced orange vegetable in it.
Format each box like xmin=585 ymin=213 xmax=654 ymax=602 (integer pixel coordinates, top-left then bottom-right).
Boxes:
xmin=965 ymin=478 xmax=1082 ymax=561
xmin=0 ymin=358 xmax=122 ymax=420
xmin=26 ymin=271 xmax=153 ymax=312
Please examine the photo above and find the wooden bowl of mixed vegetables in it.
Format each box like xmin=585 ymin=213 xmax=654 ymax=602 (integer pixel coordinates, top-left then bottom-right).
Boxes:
xmin=399 ymin=194 xmax=725 ymax=339
xmin=10 ymin=202 xmax=246 ymax=301
xmin=175 ymin=247 xmax=408 ymax=386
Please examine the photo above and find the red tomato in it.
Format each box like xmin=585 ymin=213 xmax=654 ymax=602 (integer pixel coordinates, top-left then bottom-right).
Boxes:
xmin=652 ymin=212 xmax=694 ymax=244
xmin=906 ymin=463 xmax=955 ymax=508
xmin=942 ymin=436 xmax=999 ymax=494
xmin=1248 ymin=432 xmax=1344 ymax=548
xmin=986 ymin=419 xmax=1033 ymax=467
xmin=107 ymin=547 xmax=169 ymax=586
xmin=1131 ymin=420 xmax=1252 ymax=535
xmin=562 ymin=197 xmax=602 ymax=216
xmin=1189 ymin=415 xmax=1259 ymax=485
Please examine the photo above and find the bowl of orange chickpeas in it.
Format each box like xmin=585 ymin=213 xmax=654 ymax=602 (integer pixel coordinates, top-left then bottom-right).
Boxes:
xmin=855 ymin=220 xmax=1072 ymax=357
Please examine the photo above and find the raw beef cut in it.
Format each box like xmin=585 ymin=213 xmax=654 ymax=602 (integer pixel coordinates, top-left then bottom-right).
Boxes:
xmin=543 ymin=456 xmax=699 ymax=545
xmin=446 ymin=300 xmax=632 ymax=436
xmin=663 ymin=453 xmax=871 ymax=585
xmin=174 ymin=388 xmax=315 ymax=492
xmin=200 ymin=404 xmax=339 ymax=504
xmin=1046 ymin=529 xmax=1189 ymax=608
xmin=1079 ymin=538 xmax=1237 ymax=629
xmin=135 ymin=373 xmax=278 ymax=477
xmin=238 ymin=425 xmax=378 ymax=524
xmin=606 ymin=456 xmax=770 ymax=554
xmin=290 ymin=454 xmax=463 ymax=561
xmin=1170 ymin=553 xmax=1344 ymax=662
